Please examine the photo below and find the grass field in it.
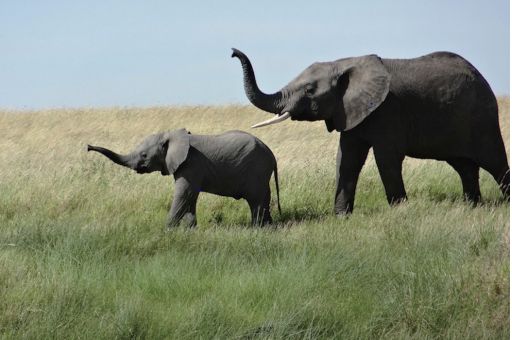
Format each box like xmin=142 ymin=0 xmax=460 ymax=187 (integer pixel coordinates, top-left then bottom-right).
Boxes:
xmin=0 ymin=98 xmax=509 ymax=339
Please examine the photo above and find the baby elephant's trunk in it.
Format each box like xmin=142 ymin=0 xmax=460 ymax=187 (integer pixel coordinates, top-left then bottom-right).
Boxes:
xmin=87 ymin=144 xmax=133 ymax=169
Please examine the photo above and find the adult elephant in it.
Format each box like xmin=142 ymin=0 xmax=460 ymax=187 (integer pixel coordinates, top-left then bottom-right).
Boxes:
xmin=231 ymin=48 xmax=509 ymax=214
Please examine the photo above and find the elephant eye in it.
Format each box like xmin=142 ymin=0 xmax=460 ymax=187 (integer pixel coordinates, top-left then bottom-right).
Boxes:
xmin=141 ymin=152 xmax=147 ymax=159
xmin=305 ymin=85 xmax=315 ymax=96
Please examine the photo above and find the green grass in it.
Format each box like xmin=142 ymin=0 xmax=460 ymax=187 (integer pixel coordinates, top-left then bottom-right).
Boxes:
xmin=0 ymin=102 xmax=509 ymax=338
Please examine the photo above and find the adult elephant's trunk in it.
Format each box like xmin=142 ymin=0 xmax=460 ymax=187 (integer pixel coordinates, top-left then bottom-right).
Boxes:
xmin=231 ymin=48 xmax=285 ymax=115
xmin=87 ymin=145 xmax=134 ymax=169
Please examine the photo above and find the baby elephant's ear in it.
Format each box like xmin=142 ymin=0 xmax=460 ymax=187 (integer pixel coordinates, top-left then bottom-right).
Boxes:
xmin=164 ymin=129 xmax=190 ymax=175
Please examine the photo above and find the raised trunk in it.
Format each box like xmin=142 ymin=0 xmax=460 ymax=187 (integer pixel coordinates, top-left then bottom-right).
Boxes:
xmin=231 ymin=48 xmax=284 ymax=114
xmin=87 ymin=145 xmax=134 ymax=169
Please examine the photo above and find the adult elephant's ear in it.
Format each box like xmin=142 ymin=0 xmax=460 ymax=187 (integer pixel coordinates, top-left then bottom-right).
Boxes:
xmin=164 ymin=129 xmax=190 ymax=175
xmin=327 ymin=55 xmax=390 ymax=132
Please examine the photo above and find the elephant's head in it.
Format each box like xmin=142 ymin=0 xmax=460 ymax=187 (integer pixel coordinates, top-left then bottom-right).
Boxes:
xmin=87 ymin=129 xmax=190 ymax=176
xmin=231 ymin=48 xmax=391 ymax=132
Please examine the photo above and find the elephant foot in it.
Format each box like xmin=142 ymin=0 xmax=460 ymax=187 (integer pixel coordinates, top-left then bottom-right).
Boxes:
xmin=248 ymin=202 xmax=272 ymax=226
xmin=387 ymin=195 xmax=407 ymax=206
xmin=252 ymin=216 xmax=272 ymax=227
xmin=166 ymin=212 xmax=197 ymax=230
xmin=182 ymin=213 xmax=198 ymax=228
xmin=462 ymin=192 xmax=481 ymax=207
xmin=335 ymin=212 xmax=351 ymax=219
xmin=334 ymin=202 xmax=354 ymax=216
xmin=334 ymin=203 xmax=353 ymax=218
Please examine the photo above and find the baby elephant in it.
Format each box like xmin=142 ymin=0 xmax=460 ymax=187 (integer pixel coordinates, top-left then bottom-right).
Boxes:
xmin=87 ymin=129 xmax=281 ymax=228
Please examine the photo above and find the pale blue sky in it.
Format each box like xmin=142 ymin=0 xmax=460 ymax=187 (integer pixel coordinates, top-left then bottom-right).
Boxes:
xmin=0 ymin=0 xmax=509 ymax=109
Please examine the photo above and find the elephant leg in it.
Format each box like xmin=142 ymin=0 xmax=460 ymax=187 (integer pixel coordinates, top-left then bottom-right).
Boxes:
xmin=446 ymin=158 xmax=481 ymax=204
xmin=498 ymin=169 xmax=510 ymax=198
xmin=373 ymin=147 xmax=407 ymax=205
xmin=487 ymin=166 xmax=510 ymax=199
xmin=166 ymin=177 xmax=200 ymax=229
xmin=246 ymin=186 xmax=272 ymax=226
xmin=334 ymin=136 xmax=370 ymax=215
xmin=476 ymin=135 xmax=510 ymax=199
xmin=478 ymin=159 xmax=510 ymax=199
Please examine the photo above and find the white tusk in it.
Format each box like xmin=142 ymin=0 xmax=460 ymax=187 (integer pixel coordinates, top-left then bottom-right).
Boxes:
xmin=251 ymin=112 xmax=291 ymax=128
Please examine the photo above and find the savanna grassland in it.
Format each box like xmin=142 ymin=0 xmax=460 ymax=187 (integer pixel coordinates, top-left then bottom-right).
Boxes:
xmin=0 ymin=98 xmax=509 ymax=339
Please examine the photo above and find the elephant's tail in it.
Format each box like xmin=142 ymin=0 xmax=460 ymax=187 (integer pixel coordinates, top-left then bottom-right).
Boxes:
xmin=273 ymin=162 xmax=282 ymax=215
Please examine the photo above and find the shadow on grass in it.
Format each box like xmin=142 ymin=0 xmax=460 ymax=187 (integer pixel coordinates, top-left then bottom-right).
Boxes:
xmin=199 ymin=189 xmax=508 ymax=230
xmin=271 ymin=207 xmax=332 ymax=228
xmin=418 ymin=190 xmax=509 ymax=208
xmin=481 ymin=196 xmax=510 ymax=207
xmin=200 ymin=207 xmax=330 ymax=230
xmin=271 ymin=191 xmax=508 ymax=228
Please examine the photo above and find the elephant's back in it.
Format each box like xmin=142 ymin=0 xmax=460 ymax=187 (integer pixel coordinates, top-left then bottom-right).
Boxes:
xmin=383 ymin=52 xmax=483 ymax=76
xmin=383 ymin=52 xmax=496 ymax=110
xmin=217 ymin=130 xmax=267 ymax=144
xmin=190 ymin=131 xmax=275 ymax=170
xmin=213 ymin=130 xmax=275 ymax=160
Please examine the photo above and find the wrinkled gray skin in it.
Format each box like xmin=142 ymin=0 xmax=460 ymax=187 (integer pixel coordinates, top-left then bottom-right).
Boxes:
xmin=232 ymin=48 xmax=509 ymax=214
xmin=88 ymin=129 xmax=281 ymax=227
